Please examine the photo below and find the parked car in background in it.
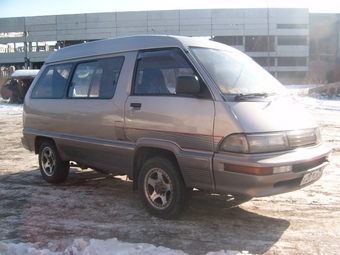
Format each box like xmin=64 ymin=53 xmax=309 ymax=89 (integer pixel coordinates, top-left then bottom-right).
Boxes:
xmin=1 ymin=69 xmax=39 ymax=103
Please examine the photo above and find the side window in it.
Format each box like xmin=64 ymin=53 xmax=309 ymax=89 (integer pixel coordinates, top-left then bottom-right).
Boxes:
xmin=68 ymin=57 xmax=124 ymax=99
xmin=68 ymin=62 xmax=96 ymax=97
xmin=133 ymin=49 xmax=199 ymax=95
xmin=31 ymin=64 xmax=72 ymax=99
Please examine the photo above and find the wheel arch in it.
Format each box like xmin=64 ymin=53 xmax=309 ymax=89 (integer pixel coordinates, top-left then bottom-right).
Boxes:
xmin=34 ymin=136 xmax=55 ymax=154
xmin=132 ymin=139 xmax=182 ymax=190
xmin=38 ymin=138 xmax=70 ymax=183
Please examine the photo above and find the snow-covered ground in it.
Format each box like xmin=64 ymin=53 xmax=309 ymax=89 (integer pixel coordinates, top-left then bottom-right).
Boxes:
xmin=0 ymin=85 xmax=339 ymax=255
xmin=287 ymin=84 xmax=340 ymax=111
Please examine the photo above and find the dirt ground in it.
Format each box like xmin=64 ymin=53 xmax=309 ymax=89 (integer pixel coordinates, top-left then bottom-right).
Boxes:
xmin=0 ymin=103 xmax=339 ymax=255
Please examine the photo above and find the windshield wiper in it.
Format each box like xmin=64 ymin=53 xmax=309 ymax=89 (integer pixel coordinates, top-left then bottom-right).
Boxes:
xmin=235 ymin=92 xmax=273 ymax=101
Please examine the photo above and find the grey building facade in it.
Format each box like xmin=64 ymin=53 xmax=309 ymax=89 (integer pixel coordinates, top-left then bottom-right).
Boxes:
xmin=0 ymin=8 xmax=339 ymax=84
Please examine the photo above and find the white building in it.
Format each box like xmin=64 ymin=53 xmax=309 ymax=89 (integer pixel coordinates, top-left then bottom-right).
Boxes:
xmin=0 ymin=8 xmax=320 ymax=84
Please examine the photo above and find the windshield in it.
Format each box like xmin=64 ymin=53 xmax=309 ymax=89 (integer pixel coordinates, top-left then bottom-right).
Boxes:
xmin=190 ymin=47 xmax=287 ymax=96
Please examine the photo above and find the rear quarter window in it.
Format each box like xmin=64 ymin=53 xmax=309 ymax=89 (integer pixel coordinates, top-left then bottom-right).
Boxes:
xmin=31 ymin=64 xmax=72 ymax=99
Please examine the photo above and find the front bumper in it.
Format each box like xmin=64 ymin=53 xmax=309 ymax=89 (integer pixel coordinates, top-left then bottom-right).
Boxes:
xmin=213 ymin=143 xmax=332 ymax=197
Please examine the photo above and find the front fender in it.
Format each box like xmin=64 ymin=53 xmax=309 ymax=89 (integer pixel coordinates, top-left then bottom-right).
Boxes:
xmin=135 ymin=138 xmax=215 ymax=191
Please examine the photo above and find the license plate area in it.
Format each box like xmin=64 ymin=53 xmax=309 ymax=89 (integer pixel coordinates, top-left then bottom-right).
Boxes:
xmin=300 ymin=169 xmax=323 ymax=186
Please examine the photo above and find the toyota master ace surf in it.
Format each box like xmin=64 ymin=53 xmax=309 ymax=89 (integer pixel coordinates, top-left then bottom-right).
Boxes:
xmin=22 ymin=35 xmax=332 ymax=219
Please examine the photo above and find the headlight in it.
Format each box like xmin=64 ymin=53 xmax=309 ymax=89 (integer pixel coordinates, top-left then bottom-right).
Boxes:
xmin=286 ymin=128 xmax=322 ymax=148
xmin=220 ymin=128 xmax=321 ymax=154
xmin=247 ymin=132 xmax=289 ymax=153
xmin=219 ymin=134 xmax=249 ymax=153
xmin=220 ymin=132 xmax=289 ymax=153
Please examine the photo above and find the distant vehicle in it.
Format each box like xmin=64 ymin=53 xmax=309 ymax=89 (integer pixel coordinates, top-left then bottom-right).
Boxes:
xmin=1 ymin=69 xmax=39 ymax=103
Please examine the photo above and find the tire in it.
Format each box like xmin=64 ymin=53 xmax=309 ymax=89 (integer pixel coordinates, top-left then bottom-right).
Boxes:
xmin=138 ymin=156 xmax=188 ymax=219
xmin=38 ymin=140 xmax=69 ymax=183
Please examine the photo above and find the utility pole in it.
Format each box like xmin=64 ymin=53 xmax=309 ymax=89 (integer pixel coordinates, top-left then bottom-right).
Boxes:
xmin=24 ymin=18 xmax=29 ymax=69
xmin=266 ymin=0 xmax=270 ymax=72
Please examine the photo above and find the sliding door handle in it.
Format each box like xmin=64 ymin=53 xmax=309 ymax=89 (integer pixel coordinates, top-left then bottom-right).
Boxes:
xmin=130 ymin=103 xmax=142 ymax=108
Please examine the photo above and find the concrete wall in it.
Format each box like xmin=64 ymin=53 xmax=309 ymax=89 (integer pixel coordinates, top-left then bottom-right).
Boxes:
xmin=0 ymin=8 xmax=310 ymax=83
xmin=0 ymin=8 xmax=309 ymax=42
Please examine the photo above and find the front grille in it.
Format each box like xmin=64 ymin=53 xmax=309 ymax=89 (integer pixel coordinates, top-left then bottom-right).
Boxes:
xmin=274 ymin=177 xmax=302 ymax=188
xmin=292 ymin=157 xmax=328 ymax=173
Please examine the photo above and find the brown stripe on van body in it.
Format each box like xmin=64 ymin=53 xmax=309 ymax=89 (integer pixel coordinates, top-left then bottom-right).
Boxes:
xmin=125 ymin=127 xmax=222 ymax=152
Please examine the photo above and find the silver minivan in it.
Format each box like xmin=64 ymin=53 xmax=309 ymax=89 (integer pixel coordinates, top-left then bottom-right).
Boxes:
xmin=22 ymin=35 xmax=332 ymax=219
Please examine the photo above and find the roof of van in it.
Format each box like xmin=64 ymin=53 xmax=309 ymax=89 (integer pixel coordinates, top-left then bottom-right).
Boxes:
xmin=10 ymin=69 xmax=40 ymax=77
xmin=45 ymin=35 xmax=232 ymax=63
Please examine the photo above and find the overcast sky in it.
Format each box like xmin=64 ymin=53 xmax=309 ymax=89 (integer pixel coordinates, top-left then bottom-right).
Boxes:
xmin=0 ymin=0 xmax=339 ymax=18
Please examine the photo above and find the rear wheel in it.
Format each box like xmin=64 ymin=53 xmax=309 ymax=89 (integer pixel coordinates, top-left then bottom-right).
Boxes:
xmin=38 ymin=140 xmax=69 ymax=183
xmin=138 ymin=156 xmax=188 ymax=219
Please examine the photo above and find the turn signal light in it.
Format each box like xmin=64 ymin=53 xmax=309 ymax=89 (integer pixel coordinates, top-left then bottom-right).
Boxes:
xmin=224 ymin=164 xmax=292 ymax=175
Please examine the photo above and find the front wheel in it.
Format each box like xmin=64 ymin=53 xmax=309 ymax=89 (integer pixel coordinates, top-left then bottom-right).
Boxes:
xmin=138 ymin=156 xmax=188 ymax=219
xmin=38 ymin=140 xmax=69 ymax=183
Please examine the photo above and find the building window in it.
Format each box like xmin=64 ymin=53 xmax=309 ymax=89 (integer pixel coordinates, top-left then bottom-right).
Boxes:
xmin=213 ymin=36 xmax=243 ymax=46
xmin=245 ymin=36 xmax=275 ymax=52
xmin=277 ymin=36 xmax=307 ymax=45
xmin=277 ymin=71 xmax=307 ymax=78
xmin=277 ymin=24 xmax=308 ymax=29
xmin=277 ymin=57 xmax=307 ymax=66
xmin=252 ymin=57 xmax=275 ymax=66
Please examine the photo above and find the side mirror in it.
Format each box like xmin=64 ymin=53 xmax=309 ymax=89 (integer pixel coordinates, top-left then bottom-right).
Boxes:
xmin=176 ymin=76 xmax=200 ymax=95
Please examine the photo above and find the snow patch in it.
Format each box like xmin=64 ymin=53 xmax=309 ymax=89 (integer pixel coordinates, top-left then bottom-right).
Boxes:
xmin=0 ymin=238 xmax=251 ymax=255
xmin=0 ymin=84 xmax=339 ymax=255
